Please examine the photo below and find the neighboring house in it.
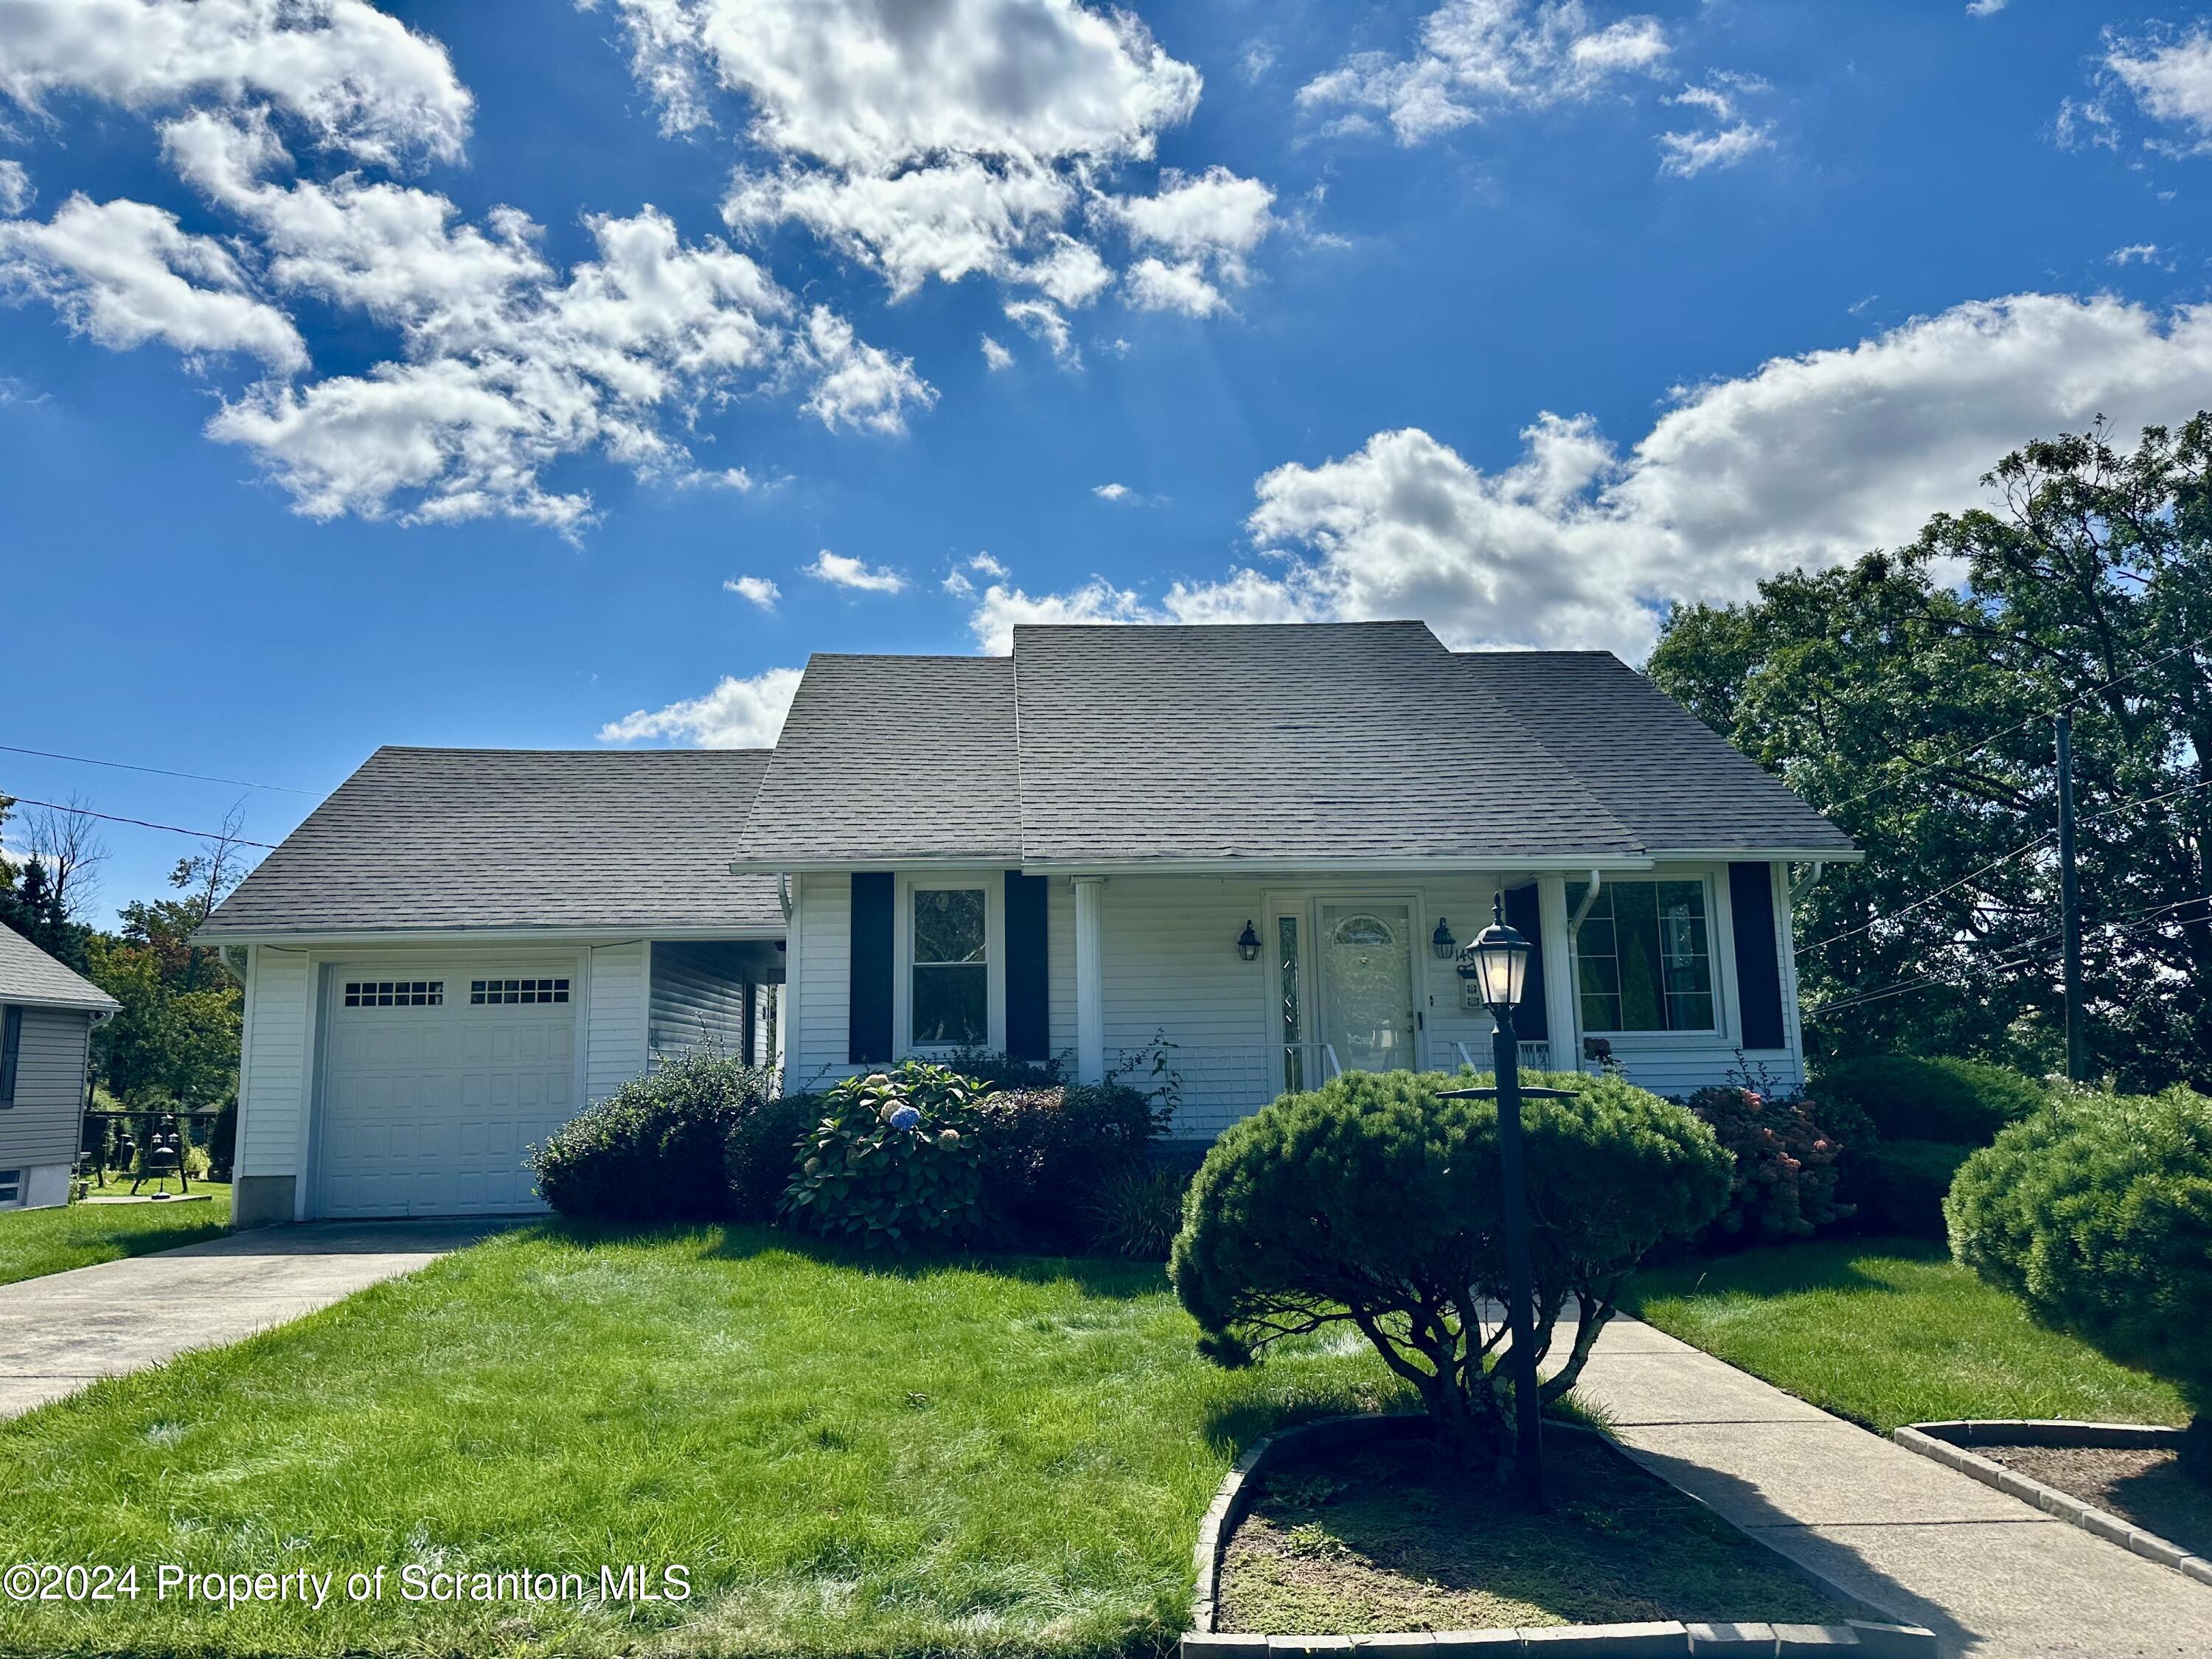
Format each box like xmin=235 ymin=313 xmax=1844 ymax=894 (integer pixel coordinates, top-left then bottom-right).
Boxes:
xmin=201 ymin=622 xmax=1857 ymax=1225
xmin=0 ymin=925 xmax=119 ymax=1211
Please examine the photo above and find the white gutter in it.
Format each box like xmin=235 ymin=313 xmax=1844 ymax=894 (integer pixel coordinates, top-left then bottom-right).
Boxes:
xmin=726 ymin=854 xmax=1663 ymax=877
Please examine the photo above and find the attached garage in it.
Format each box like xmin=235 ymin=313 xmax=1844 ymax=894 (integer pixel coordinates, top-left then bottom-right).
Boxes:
xmin=315 ymin=964 xmax=580 ymax=1218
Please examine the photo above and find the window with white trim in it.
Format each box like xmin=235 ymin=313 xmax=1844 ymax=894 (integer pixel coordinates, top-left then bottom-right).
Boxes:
xmin=911 ymin=888 xmax=987 ymax=1047
xmin=343 ymin=981 xmax=444 ymax=1008
xmin=471 ymin=978 xmax=570 ymax=1005
xmin=0 ymin=1169 xmax=20 ymax=1206
xmin=1570 ymin=879 xmax=1716 ymax=1033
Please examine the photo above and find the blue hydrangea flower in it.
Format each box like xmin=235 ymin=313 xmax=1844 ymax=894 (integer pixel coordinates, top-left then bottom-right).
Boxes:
xmin=888 ymin=1104 xmax=922 ymax=1130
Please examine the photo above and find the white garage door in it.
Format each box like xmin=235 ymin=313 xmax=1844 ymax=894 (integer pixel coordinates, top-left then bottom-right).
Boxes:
xmin=317 ymin=967 xmax=580 ymax=1218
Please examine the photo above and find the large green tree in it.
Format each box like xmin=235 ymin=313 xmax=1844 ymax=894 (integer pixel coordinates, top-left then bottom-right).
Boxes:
xmin=1649 ymin=417 xmax=2211 ymax=1091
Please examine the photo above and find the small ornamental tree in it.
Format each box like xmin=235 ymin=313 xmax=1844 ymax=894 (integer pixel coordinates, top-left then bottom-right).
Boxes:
xmin=1170 ymin=1069 xmax=1731 ymax=1464
xmin=1948 ymin=1086 xmax=2212 ymax=1477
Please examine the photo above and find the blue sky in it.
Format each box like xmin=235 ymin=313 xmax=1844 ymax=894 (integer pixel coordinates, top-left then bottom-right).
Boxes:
xmin=4 ymin=0 xmax=2211 ymax=925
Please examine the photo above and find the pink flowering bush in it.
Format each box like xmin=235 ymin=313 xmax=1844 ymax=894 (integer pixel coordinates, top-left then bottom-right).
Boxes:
xmin=1682 ymin=1085 xmax=1855 ymax=1242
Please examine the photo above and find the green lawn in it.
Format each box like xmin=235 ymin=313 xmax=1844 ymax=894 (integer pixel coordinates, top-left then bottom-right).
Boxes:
xmin=1627 ymin=1237 xmax=2190 ymax=1434
xmin=0 ymin=1184 xmax=232 ymax=1287
xmin=0 ymin=1224 xmax=1400 ymax=1659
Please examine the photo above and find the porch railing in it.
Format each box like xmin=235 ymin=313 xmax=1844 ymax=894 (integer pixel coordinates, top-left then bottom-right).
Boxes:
xmin=1454 ymin=1039 xmax=1555 ymax=1074
xmin=1141 ymin=1042 xmax=1341 ymax=1137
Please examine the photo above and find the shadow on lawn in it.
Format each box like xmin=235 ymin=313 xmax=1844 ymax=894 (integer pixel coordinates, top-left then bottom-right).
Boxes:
xmin=539 ymin=1216 xmax=1173 ymax=1301
xmin=1627 ymin=1236 xmax=1950 ymax=1309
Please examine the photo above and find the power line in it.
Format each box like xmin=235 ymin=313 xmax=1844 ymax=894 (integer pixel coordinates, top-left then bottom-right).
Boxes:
xmin=1804 ymin=899 xmax=2208 ymax=1021
xmin=0 ymin=744 xmax=313 ymax=794
xmin=1816 ymin=636 xmax=2207 ymax=818
xmin=1799 ymin=773 xmax=2212 ymax=959
xmin=0 ymin=796 xmax=277 ymax=849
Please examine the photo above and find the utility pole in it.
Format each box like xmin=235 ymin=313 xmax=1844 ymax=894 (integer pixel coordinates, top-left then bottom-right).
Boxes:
xmin=2056 ymin=712 xmax=2086 ymax=1082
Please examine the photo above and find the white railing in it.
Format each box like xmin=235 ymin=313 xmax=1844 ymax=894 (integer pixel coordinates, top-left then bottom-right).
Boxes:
xmin=1133 ymin=1042 xmax=1340 ymax=1138
xmin=1454 ymin=1039 xmax=1554 ymax=1074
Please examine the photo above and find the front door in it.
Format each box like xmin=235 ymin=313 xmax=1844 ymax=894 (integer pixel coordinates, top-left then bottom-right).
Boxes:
xmin=1320 ymin=904 xmax=1418 ymax=1074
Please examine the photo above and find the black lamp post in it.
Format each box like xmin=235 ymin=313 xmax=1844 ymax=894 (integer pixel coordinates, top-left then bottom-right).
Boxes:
xmin=1441 ymin=893 xmax=1570 ymax=1509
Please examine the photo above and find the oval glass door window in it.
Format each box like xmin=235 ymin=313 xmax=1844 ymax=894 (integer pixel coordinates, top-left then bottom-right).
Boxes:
xmin=1321 ymin=905 xmax=1416 ymax=1074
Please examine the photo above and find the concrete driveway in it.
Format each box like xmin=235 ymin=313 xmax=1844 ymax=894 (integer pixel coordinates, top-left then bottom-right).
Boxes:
xmin=0 ymin=1220 xmax=509 ymax=1419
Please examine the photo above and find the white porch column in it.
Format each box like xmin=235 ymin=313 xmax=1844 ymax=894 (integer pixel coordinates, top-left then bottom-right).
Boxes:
xmin=1073 ymin=875 xmax=1107 ymax=1085
xmin=1537 ymin=875 xmax=1578 ymax=1072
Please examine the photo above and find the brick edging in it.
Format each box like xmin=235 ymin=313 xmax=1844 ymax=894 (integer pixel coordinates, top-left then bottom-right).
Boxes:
xmin=1893 ymin=1421 xmax=2212 ymax=1587
xmin=1187 ymin=1413 xmax=1937 ymax=1658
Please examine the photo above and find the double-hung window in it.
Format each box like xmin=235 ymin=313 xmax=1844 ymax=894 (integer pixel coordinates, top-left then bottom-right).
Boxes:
xmin=1571 ymin=879 xmax=1716 ymax=1033
xmin=911 ymin=888 xmax=987 ymax=1048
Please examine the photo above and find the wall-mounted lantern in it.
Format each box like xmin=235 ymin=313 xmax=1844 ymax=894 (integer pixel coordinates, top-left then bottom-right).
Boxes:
xmin=1236 ymin=921 xmax=1262 ymax=962
xmin=1431 ymin=917 xmax=1458 ymax=959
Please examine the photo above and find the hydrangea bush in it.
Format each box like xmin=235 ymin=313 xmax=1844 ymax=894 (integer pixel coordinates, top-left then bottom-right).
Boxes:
xmin=1682 ymin=1085 xmax=1854 ymax=1242
xmin=776 ymin=1064 xmax=1000 ymax=1250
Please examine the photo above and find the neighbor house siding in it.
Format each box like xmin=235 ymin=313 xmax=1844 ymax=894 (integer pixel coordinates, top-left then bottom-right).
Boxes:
xmin=0 ymin=1006 xmax=92 ymax=1170
xmin=237 ymin=945 xmax=314 ymax=1178
xmin=585 ymin=942 xmax=649 ymax=1102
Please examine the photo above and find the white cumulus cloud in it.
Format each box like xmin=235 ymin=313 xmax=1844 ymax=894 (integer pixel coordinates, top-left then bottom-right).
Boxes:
xmin=980 ymin=333 xmax=1014 ymax=370
xmin=0 ymin=0 xmax=472 ymax=164
xmin=1658 ymin=79 xmax=1773 ymax=177
xmin=970 ymin=292 xmax=2212 ymax=661
xmin=807 ymin=549 xmax=908 ymax=593
xmin=2104 ymin=26 xmax=2212 ymax=151
xmin=1300 ymin=0 xmax=1671 ymax=145
xmin=1093 ymin=481 xmax=1130 ymax=501
xmin=607 ymin=0 xmax=1271 ymax=331
xmin=0 ymin=192 xmax=306 ymax=367
xmin=599 ymin=665 xmax=802 ymax=748
xmin=725 ymin=574 xmax=779 ymax=608
xmin=0 ymin=159 xmax=30 ymax=215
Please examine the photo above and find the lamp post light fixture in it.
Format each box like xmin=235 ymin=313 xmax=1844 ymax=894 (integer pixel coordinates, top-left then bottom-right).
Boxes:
xmin=1431 ymin=917 xmax=1457 ymax=959
xmin=1236 ymin=921 xmax=1263 ymax=962
xmin=1441 ymin=892 xmax=1571 ymax=1510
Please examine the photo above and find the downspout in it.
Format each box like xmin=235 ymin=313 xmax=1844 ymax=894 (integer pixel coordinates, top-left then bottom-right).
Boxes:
xmin=776 ymin=872 xmax=793 ymax=924
xmin=1565 ymin=870 xmax=1602 ymax=1071
xmin=1787 ymin=860 xmax=1826 ymax=903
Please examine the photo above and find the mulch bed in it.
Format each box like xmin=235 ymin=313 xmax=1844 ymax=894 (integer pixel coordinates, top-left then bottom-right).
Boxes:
xmin=1977 ymin=1443 xmax=2212 ymax=1560
xmin=1217 ymin=1431 xmax=1848 ymax=1635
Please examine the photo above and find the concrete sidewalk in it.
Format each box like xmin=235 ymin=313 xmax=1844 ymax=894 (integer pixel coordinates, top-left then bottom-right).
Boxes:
xmin=1569 ymin=1315 xmax=2212 ymax=1658
xmin=0 ymin=1220 xmax=507 ymax=1419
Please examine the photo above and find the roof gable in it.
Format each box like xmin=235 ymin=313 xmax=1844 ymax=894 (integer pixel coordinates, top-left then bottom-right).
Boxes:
xmin=0 ymin=924 xmax=118 ymax=1012
xmin=737 ymin=654 xmax=1020 ymax=864
xmin=202 ymin=747 xmax=782 ymax=936
xmin=1010 ymin=622 xmax=1646 ymax=865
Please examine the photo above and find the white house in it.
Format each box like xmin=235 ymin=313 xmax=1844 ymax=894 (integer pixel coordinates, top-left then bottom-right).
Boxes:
xmin=0 ymin=925 xmax=118 ymax=1210
xmin=201 ymin=622 xmax=1858 ymax=1226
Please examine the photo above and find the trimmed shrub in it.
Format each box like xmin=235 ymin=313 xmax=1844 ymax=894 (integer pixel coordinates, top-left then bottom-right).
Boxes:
xmin=726 ymin=1091 xmax=823 ymax=1222
xmin=207 ymin=1098 xmax=237 ymax=1183
xmin=1852 ymin=1138 xmax=1972 ymax=1238
xmin=777 ymin=1064 xmax=999 ymax=1250
xmin=1949 ymin=1087 xmax=2212 ymax=1472
xmin=1171 ymin=1068 xmax=1731 ymax=1463
xmin=529 ymin=1051 xmax=776 ymax=1222
xmin=1815 ymin=1055 xmax=2046 ymax=1147
xmin=973 ymin=1081 xmax=1164 ymax=1249
xmin=937 ymin=1049 xmax=1067 ymax=1091
xmin=1683 ymin=1086 xmax=1854 ymax=1242
xmin=1083 ymin=1163 xmax=1190 ymax=1261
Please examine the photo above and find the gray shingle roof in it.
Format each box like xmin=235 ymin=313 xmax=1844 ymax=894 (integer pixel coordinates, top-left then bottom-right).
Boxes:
xmin=737 ymin=655 xmax=1021 ymax=864
xmin=201 ymin=748 xmax=784 ymax=938
xmin=1011 ymin=622 xmax=1646 ymax=865
xmin=0 ymin=925 xmax=118 ymax=1012
xmin=1454 ymin=650 xmax=1858 ymax=857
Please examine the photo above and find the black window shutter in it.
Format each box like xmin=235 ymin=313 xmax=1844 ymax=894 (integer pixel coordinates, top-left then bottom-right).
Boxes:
xmin=1728 ymin=862 xmax=1788 ymax=1051
xmin=1500 ymin=886 xmax=1548 ymax=1043
xmin=0 ymin=1005 xmax=18 ymax=1107
xmin=848 ymin=873 xmax=894 ymax=1064
xmin=1004 ymin=871 xmax=1049 ymax=1061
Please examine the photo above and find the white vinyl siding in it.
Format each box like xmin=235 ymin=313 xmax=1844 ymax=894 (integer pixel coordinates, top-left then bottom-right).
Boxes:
xmin=585 ymin=942 xmax=648 ymax=1102
xmin=237 ymin=946 xmax=314 ymax=1178
xmin=792 ymin=872 xmax=852 ymax=1089
xmin=0 ymin=1006 xmax=93 ymax=1169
